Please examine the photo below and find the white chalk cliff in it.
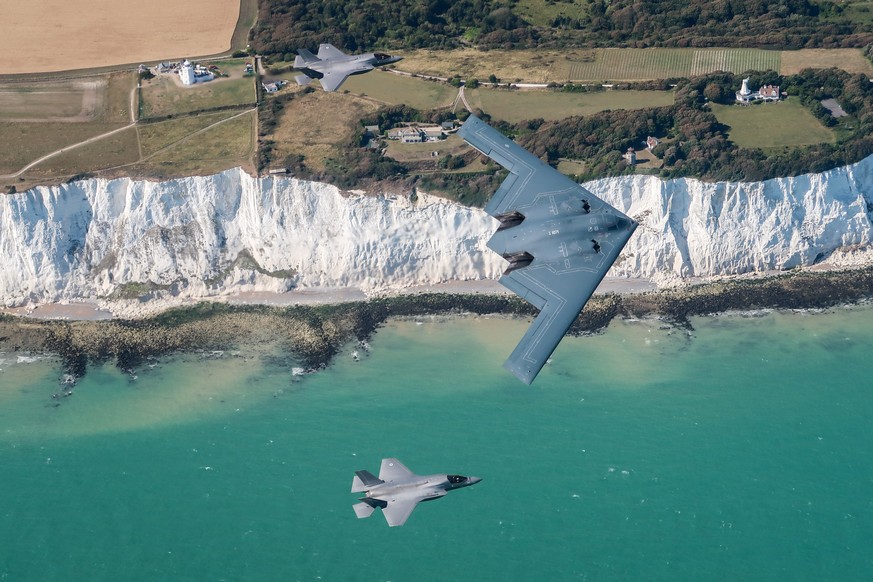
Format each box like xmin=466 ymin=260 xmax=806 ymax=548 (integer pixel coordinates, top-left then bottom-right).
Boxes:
xmin=1 ymin=156 xmax=872 ymax=310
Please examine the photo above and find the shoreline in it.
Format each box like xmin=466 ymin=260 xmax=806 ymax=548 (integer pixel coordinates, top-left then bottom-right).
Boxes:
xmin=0 ymin=277 xmax=658 ymax=322
xmin=3 ymin=266 xmax=873 ymax=384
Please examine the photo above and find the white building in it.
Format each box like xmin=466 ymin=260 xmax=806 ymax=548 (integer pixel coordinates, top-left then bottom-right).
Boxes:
xmin=736 ymin=78 xmax=781 ymax=103
xmin=179 ymin=60 xmax=196 ymax=85
xmin=178 ymin=60 xmax=214 ymax=86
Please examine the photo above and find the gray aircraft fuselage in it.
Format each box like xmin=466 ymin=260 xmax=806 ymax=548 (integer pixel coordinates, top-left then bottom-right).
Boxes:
xmin=458 ymin=115 xmax=638 ymax=384
xmin=364 ymin=473 xmax=480 ymax=503
xmin=351 ymin=458 xmax=481 ymax=526
xmin=294 ymin=44 xmax=402 ymax=92
xmin=301 ymin=52 xmax=402 ymax=77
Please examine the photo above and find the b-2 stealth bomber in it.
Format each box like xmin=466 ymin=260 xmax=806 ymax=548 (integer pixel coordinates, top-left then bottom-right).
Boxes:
xmin=351 ymin=458 xmax=481 ymax=527
xmin=459 ymin=115 xmax=638 ymax=385
xmin=293 ymin=44 xmax=402 ymax=92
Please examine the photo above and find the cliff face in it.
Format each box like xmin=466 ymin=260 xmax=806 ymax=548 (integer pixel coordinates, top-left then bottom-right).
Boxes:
xmin=586 ymin=159 xmax=873 ymax=282
xmin=2 ymin=157 xmax=872 ymax=308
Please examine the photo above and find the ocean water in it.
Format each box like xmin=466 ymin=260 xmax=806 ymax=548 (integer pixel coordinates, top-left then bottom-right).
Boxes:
xmin=1 ymin=307 xmax=873 ymax=581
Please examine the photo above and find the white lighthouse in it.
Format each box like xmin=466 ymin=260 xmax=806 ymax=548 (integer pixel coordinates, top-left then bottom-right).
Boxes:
xmin=179 ymin=60 xmax=195 ymax=85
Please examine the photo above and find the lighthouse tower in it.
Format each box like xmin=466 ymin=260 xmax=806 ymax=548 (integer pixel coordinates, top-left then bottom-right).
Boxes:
xmin=179 ymin=60 xmax=195 ymax=85
xmin=736 ymin=77 xmax=752 ymax=102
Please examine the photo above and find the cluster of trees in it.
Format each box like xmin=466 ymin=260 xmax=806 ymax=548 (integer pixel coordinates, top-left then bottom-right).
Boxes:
xmin=251 ymin=0 xmax=873 ymax=57
xmin=251 ymin=0 xmax=520 ymax=56
xmin=539 ymin=0 xmax=872 ymax=49
xmin=517 ymin=68 xmax=873 ymax=183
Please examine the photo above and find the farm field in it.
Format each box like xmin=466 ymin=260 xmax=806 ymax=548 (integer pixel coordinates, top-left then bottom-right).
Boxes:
xmin=468 ymin=88 xmax=675 ymax=123
xmin=561 ymin=48 xmax=781 ymax=81
xmin=139 ymin=61 xmax=257 ymax=119
xmin=0 ymin=0 xmax=241 ymax=74
xmin=266 ymin=89 xmax=381 ymax=173
xmin=0 ymin=72 xmax=135 ymax=123
xmin=780 ymin=49 xmax=873 ymax=75
xmin=710 ymin=100 xmax=836 ymax=150
xmin=399 ymin=47 xmax=870 ymax=83
xmin=341 ymin=70 xmax=457 ymax=109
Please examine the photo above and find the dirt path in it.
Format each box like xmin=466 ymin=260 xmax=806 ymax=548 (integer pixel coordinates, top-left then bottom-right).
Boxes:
xmin=0 ymin=106 xmax=255 ymax=180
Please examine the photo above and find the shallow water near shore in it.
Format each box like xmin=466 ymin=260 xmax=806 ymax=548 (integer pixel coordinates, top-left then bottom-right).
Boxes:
xmin=2 ymin=307 xmax=873 ymax=580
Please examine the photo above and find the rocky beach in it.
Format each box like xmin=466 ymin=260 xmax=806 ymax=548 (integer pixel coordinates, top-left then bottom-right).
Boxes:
xmin=3 ymin=158 xmax=873 ymax=381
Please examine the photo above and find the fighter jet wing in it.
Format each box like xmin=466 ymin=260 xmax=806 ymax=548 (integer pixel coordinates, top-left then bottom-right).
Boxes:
xmin=317 ymin=43 xmax=347 ymax=60
xmin=379 ymin=458 xmax=414 ymax=482
xmin=318 ymin=62 xmax=372 ymax=92
xmin=459 ymin=114 xmax=637 ymax=384
xmin=382 ymin=490 xmax=446 ymax=527
xmin=382 ymin=499 xmax=419 ymax=527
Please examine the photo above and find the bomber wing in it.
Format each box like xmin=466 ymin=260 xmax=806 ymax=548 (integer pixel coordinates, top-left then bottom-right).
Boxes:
xmin=459 ymin=115 xmax=637 ymax=384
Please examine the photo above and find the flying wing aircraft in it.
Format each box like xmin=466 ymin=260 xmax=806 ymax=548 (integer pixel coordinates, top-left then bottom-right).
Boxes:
xmin=351 ymin=458 xmax=481 ymax=527
xmin=458 ymin=115 xmax=638 ymax=384
xmin=293 ymin=44 xmax=402 ymax=92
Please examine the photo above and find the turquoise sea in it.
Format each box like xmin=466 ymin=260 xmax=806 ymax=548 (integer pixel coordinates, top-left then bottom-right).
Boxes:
xmin=2 ymin=306 xmax=873 ymax=581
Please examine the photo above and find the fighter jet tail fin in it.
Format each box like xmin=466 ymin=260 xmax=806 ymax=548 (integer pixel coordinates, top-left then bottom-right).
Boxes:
xmin=353 ymin=502 xmax=376 ymax=519
xmin=294 ymin=49 xmax=320 ymax=68
xmin=295 ymin=74 xmax=313 ymax=86
xmin=352 ymin=470 xmax=384 ymax=492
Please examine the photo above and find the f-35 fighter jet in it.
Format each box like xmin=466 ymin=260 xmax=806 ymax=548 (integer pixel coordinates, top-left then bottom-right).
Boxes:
xmin=293 ymin=44 xmax=402 ymax=92
xmin=459 ymin=115 xmax=638 ymax=385
xmin=351 ymin=458 xmax=481 ymax=527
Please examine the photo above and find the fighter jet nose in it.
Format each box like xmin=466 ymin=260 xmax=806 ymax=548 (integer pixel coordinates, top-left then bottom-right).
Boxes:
xmin=469 ymin=477 xmax=482 ymax=485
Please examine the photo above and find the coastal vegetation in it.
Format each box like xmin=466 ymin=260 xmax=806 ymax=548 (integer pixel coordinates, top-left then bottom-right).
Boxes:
xmin=7 ymin=267 xmax=873 ymax=382
xmin=468 ymin=86 xmax=675 ymax=123
xmin=251 ymin=0 xmax=873 ymax=57
xmin=515 ymin=68 xmax=873 ymax=182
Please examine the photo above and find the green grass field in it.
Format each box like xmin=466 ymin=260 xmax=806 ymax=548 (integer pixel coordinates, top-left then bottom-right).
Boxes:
xmin=469 ymin=88 xmax=675 ymax=123
xmin=514 ymin=0 xmax=589 ymax=26
xmin=26 ymin=126 xmax=140 ymax=177
xmin=562 ymin=48 xmax=781 ymax=81
xmin=341 ymin=70 xmax=457 ymax=109
xmin=710 ymin=100 xmax=836 ymax=150
xmin=0 ymin=122 xmax=128 ymax=175
xmin=824 ymin=0 xmax=873 ymax=24
xmin=139 ymin=60 xmax=257 ymax=119
xmin=144 ymin=110 xmax=255 ymax=176
xmin=138 ymin=111 xmax=245 ymax=157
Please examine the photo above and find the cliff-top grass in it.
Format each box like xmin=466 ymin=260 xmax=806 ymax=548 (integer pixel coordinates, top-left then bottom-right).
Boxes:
xmin=139 ymin=61 xmax=257 ymax=120
xmin=710 ymin=100 xmax=836 ymax=150
xmin=266 ymin=89 xmax=381 ymax=173
xmin=341 ymin=70 xmax=457 ymax=109
xmin=468 ymin=87 xmax=675 ymax=123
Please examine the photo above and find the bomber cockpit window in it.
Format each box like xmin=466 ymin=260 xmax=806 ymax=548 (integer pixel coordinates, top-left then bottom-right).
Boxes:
xmin=447 ymin=474 xmax=467 ymax=484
